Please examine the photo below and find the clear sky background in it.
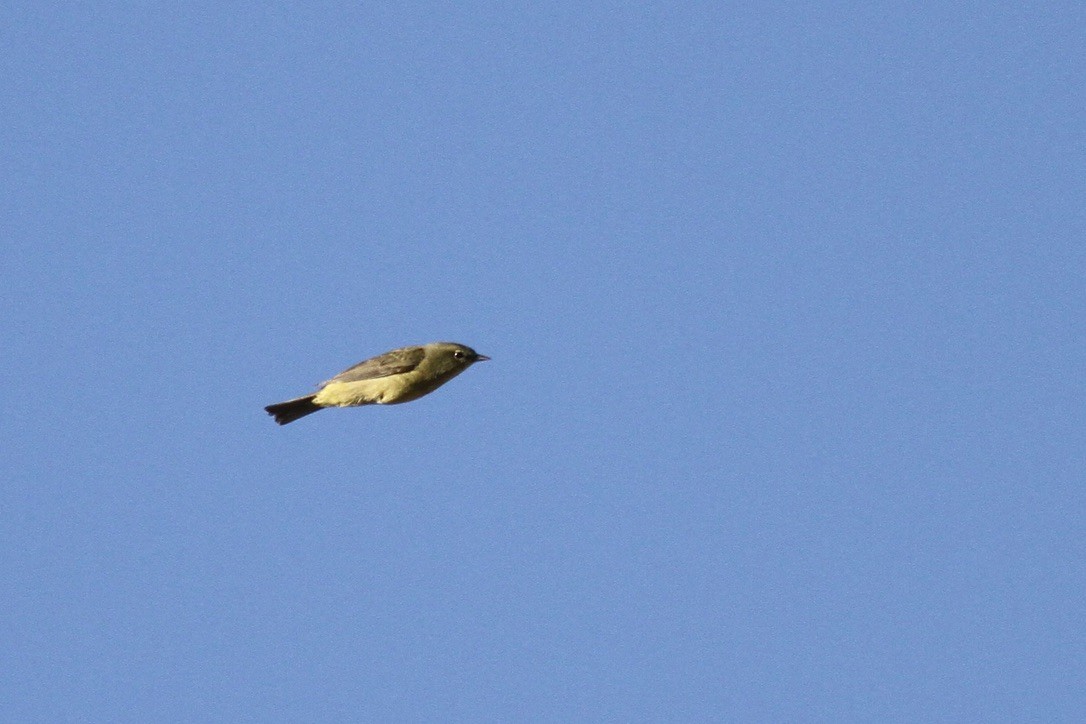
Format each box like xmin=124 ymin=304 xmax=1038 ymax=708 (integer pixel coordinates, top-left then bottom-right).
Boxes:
xmin=3 ymin=3 xmax=1084 ymax=721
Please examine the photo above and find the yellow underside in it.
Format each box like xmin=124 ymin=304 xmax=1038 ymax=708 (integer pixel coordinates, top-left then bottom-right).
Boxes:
xmin=313 ymin=375 xmax=423 ymax=407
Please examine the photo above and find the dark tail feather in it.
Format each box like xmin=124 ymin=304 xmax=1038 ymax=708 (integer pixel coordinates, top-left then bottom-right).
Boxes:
xmin=265 ymin=395 xmax=321 ymax=425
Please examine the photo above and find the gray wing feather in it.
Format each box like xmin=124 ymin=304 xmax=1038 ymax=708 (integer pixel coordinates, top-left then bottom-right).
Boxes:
xmin=319 ymin=346 xmax=425 ymax=388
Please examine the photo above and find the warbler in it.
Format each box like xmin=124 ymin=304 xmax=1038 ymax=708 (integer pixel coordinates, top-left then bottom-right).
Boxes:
xmin=265 ymin=342 xmax=489 ymax=425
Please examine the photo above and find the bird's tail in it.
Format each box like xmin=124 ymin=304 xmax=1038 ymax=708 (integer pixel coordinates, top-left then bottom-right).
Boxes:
xmin=265 ymin=395 xmax=321 ymax=425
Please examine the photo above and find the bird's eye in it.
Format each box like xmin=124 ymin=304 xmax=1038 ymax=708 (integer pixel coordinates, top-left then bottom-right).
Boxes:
xmin=453 ymin=350 xmax=465 ymax=359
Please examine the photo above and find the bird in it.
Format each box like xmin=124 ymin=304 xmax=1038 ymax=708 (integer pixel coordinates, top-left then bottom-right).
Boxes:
xmin=264 ymin=342 xmax=489 ymax=425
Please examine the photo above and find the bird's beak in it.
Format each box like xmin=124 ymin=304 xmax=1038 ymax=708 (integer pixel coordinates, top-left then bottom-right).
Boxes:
xmin=475 ymin=354 xmax=491 ymax=362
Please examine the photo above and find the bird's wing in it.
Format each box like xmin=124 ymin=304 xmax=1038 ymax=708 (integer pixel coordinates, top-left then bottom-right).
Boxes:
xmin=319 ymin=346 xmax=426 ymax=388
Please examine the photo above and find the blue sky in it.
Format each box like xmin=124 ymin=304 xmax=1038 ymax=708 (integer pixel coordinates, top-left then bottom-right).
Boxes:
xmin=3 ymin=2 xmax=1084 ymax=721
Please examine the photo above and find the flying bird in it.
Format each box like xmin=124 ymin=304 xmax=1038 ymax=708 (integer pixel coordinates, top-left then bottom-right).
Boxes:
xmin=265 ymin=342 xmax=489 ymax=425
